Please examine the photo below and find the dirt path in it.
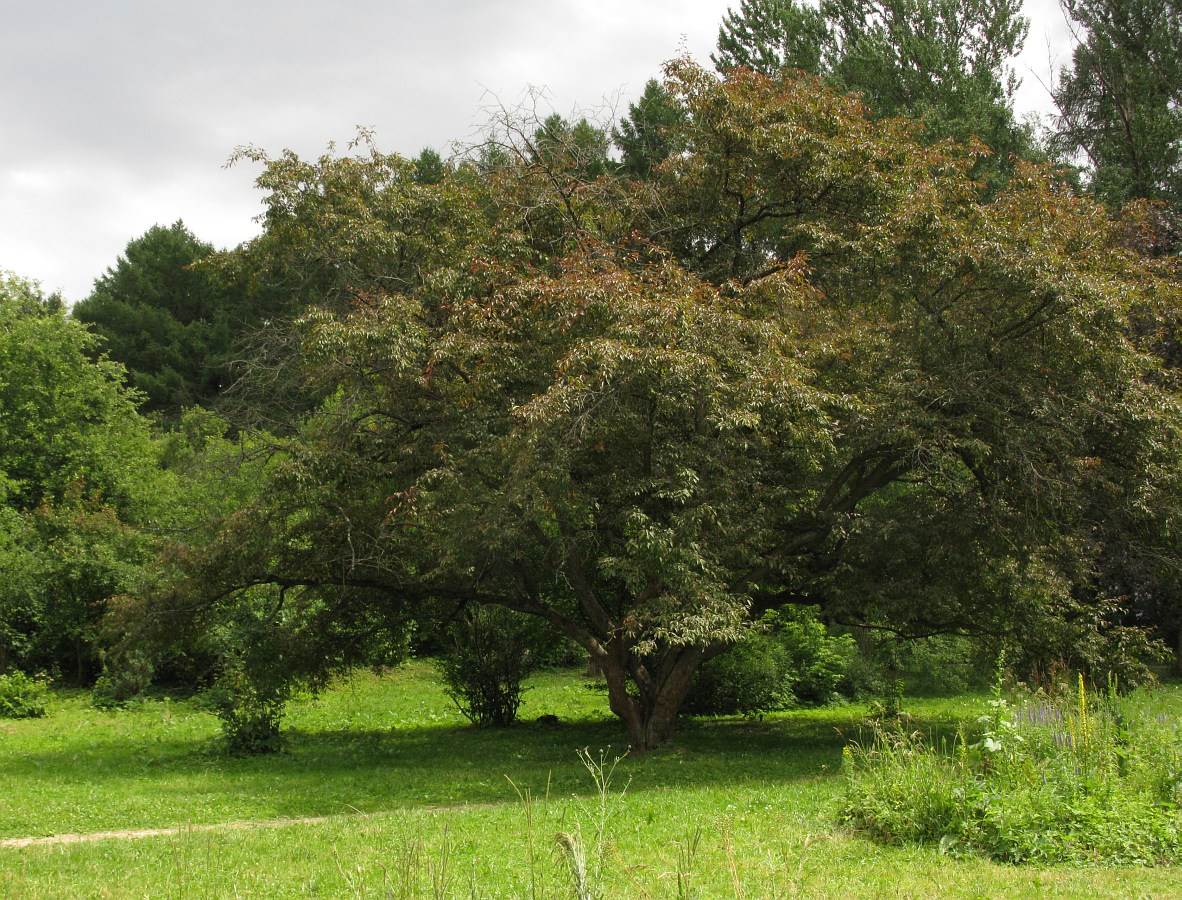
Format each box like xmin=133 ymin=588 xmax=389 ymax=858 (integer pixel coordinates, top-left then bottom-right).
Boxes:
xmin=0 ymin=803 xmax=498 ymax=849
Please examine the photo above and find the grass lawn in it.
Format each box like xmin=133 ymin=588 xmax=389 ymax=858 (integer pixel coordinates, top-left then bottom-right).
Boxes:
xmin=1 ymin=661 xmax=1179 ymax=897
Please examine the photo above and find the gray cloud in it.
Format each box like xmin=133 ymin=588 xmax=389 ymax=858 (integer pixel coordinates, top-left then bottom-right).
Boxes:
xmin=2 ymin=0 xmax=1070 ymax=302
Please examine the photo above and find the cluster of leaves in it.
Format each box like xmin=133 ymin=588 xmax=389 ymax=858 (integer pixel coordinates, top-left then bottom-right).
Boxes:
xmin=711 ymin=0 xmax=1035 ymax=188
xmin=91 ymin=648 xmax=155 ymax=709
xmin=710 ymin=0 xmax=1179 ymax=250
xmin=865 ymin=633 xmax=990 ymax=697
xmin=841 ymin=675 xmax=1182 ymax=865
xmin=0 ymin=272 xmax=169 ymax=683
xmin=202 ymin=668 xmax=288 ymax=755
xmin=1051 ymin=0 xmax=1181 ymax=243
xmin=72 ymin=222 xmax=260 ymax=415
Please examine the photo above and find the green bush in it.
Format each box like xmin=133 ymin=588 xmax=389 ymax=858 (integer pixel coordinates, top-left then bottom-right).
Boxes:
xmin=0 ymin=670 xmax=49 ymax=718
xmin=438 ymin=606 xmax=541 ymax=727
xmin=840 ymin=673 xmax=1182 ymax=865
xmin=683 ymin=631 xmax=792 ymax=716
xmin=837 ymin=632 xmax=990 ymax=699
xmin=92 ymin=649 xmax=155 ymax=709
xmin=686 ymin=605 xmax=856 ymax=716
xmin=774 ymin=605 xmax=856 ymax=704
xmin=202 ymin=661 xmax=288 ymax=754
xmin=891 ymin=635 xmax=989 ymax=696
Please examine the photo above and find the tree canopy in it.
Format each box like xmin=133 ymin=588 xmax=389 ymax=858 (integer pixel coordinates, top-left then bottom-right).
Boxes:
xmin=72 ymin=221 xmax=252 ymax=415
xmin=133 ymin=62 xmax=1182 ymax=749
xmin=613 ymin=79 xmax=689 ymax=178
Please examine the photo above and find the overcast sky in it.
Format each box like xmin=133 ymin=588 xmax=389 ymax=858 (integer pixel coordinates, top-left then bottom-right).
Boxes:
xmin=2 ymin=1 xmax=1074 ymax=304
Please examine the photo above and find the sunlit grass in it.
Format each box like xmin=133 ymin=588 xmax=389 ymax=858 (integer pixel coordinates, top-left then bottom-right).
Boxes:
xmin=2 ymin=661 xmax=1180 ymax=897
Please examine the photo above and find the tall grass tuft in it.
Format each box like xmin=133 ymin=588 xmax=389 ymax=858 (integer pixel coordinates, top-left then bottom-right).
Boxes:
xmin=554 ymin=747 xmax=629 ymax=900
xmin=840 ymin=668 xmax=1182 ymax=865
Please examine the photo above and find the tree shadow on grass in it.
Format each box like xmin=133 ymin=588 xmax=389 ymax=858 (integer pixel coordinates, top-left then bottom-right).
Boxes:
xmin=0 ymin=701 xmax=963 ymax=838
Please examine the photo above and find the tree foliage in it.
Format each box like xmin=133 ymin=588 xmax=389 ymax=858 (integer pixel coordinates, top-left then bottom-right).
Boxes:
xmin=72 ymin=222 xmax=251 ymax=414
xmin=713 ymin=0 xmax=831 ymax=76
xmin=613 ymin=79 xmax=689 ymax=178
xmin=0 ymin=272 xmax=163 ymax=680
xmin=439 ymin=606 xmax=543 ymax=727
xmin=712 ymin=0 xmax=1035 ymax=180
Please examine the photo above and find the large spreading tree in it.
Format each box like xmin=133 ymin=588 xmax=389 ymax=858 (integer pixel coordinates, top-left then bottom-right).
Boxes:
xmin=136 ymin=63 xmax=1181 ymax=750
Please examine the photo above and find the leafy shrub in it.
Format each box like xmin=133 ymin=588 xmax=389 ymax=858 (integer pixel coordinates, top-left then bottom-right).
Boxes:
xmin=202 ymin=660 xmax=288 ymax=754
xmin=839 ymin=632 xmax=990 ymax=699
xmin=892 ymin=635 xmax=988 ymax=696
xmin=92 ymin=648 xmax=155 ymax=708
xmin=0 ymin=670 xmax=49 ymax=718
xmin=439 ymin=606 xmax=541 ymax=727
xmin=1002 ymin=595 xmax=1168 ymax=690
xmin=683 ymin=631 xmax=792 ymax=716
xmin=685 ymin=605 xmax=856 ymax=715
xmin=774 ymin=605 xmax=856 ymax=704
xmin=840 ymin=672 xmax=1182 ymax=865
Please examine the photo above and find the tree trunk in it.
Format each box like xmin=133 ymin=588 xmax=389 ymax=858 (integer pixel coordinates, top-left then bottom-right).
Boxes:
xmin=596 ymin=645 xmax=705 ymax=752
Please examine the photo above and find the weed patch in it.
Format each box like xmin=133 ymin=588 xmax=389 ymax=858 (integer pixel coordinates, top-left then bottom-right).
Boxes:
xmin=0 ymin=671 xmax=48 ymax=718
xmin=840 ymin=672 xmax=1182 ymax=865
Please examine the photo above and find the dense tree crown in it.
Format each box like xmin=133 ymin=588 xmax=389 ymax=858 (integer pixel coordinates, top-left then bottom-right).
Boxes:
xmin=713 ymin=0 xmax=830 ymax=74
xmin=72 ymin=221 xmax=254 ymax=415
xmin=130 ymin=62 xmax=1181 ymax=749
xmin=0 ymin=272 xmax=165 ymax=680
xmin=613 ymin=79 xmax=689 ymax=178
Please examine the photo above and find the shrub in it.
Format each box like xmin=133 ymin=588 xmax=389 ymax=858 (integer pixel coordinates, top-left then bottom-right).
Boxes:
xmin=202 ymin=661 xmax=288 ymax=754
xmin=839 ymin=632 xmax=990 ymax=699
xmin=686 ymin=605 xmax=857 ymax=716
xmin=840 ymin=671 xmax=1182 ymax=865
xmin=92 ymin=648 xmax=155 ymax=708
xmin=683 ymin=631 xmax=792 ymax=716
xmin=438 ymin=606 xmax=541 ymax=727
xmin=892 ymin=635 xmax=988 ymax=696
xmin=0 ymin=670 xmax=49 ymax=718
xmin=773 ymin=605 xmax=856 ymax=704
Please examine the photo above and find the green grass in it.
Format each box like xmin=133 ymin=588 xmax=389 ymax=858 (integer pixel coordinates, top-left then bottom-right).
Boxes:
xmin=2 ymin=661 xmax=1180 ymax=897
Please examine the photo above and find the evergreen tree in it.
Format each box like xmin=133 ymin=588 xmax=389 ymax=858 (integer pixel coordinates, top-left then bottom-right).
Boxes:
xmin=712 ymin=0 xmax=830 ymax=75
xmin=412 ymin=147 xmax=446 ymax=185
xmin=613 ymin=79 xmax=689 ymax=178
xmin=531 ymin=113 xmax=614 ymax=179
xmin=73 ymin=222 xmax=242 ymax=414
xmin=1051 ymin=0 xmax=1182 ymax=247
xmin=712 ymin=0 xmax=1035 ymax=173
